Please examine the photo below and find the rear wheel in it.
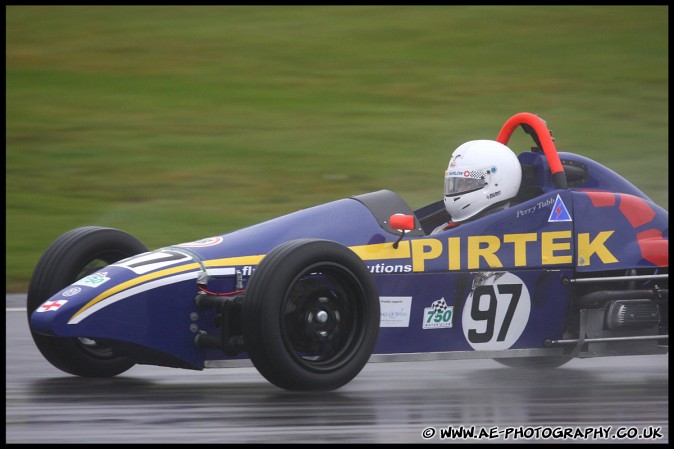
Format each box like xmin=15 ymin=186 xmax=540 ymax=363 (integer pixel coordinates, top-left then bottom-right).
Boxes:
xmin=27 ymin=226 xmax=148 ymax=377
xmin=242 ymin=239 xmax=380 ymax=391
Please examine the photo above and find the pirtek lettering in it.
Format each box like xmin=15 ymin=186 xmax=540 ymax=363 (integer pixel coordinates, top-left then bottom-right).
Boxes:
xmin=410 ymin=231 xmax=617 ymax=272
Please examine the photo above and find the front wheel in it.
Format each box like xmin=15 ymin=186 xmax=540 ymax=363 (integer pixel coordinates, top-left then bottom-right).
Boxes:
xmin=27 ymin=226 xmax=148 ymax=377
xmin=242 ymin=239 xmax=380 ymax=391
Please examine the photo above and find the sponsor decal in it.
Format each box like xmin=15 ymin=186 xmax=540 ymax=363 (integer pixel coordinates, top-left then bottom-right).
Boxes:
xmin=380 ymin=296 xmax=412 ymax=327
xmin=62 ymin=287 xmax=81 ymax=297
xmin=73 ymin=272 xmax=111 ymax=288
xmin=486 ymin=190 xmax=501 ymax=200
xmin=351 ymin=228 xmax=617 ymax=271
xmin=367 ymin=263 xmax=412 ymax=274
xmin=36 ymin=299 xmax=68 ymax=312
xmin=548 ymin=194 xmax=572 ymax=222
xmin=175 ymin=236 xmax=224 ymax=248
xmin=423 ymin=297 xmax=454 ymax=329
xmin=463 ymin=169 xmax=490 ymax=179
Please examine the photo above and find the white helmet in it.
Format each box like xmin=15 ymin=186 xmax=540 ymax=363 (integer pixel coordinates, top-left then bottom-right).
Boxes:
xmin=444 ymin=140 xmax=521 ymax=222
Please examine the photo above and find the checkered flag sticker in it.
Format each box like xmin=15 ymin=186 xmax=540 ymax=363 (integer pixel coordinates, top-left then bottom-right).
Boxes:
xmin=467 ymin=169 xmax=490 ymax=179
xmin=432 ymin=298 xmax=448 ymax=312
xmin=423 ymin=297 xmax=454 ymax=329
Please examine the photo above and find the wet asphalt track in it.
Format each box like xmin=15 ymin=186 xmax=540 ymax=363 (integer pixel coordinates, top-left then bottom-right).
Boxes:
xmin=6 ymin=294 xmax=668 ymax=444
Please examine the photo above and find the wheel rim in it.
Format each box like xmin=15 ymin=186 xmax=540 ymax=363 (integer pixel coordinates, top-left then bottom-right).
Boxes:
xmin=75 ymin=336 xmax=117 ymax=359
xmin=281 ymin=263 xmax=368 ymax=371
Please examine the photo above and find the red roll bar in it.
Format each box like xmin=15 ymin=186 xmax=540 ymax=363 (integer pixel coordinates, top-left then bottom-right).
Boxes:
xmin=496 ymin=112 xmax=567 ymax=189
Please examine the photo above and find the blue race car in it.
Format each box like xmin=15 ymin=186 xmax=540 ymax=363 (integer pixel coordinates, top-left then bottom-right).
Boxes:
xmin=28 ymin=113 xmax=668 ymax=391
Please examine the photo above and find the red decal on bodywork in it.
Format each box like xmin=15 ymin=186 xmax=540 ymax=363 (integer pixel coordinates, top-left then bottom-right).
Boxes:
xmin=636 ymin=229 xmax=668 ymax=266
xmin=618 ymin=194 xmax=655 ymax=228
xmin=583 ymin=191 xmax=616 ymax=207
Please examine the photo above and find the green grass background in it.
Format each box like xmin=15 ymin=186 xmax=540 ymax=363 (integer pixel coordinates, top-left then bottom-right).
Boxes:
xmin=6 ymin=6 xmax=668 ymax=292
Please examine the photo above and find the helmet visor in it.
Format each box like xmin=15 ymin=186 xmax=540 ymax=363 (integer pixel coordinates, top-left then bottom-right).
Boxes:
xmin=444 ymin=175 xmax=486 ymax=197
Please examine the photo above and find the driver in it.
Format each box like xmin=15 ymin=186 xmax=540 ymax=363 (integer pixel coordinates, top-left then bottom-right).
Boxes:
xmin=432 ymin=140 xmax=522 ymax=234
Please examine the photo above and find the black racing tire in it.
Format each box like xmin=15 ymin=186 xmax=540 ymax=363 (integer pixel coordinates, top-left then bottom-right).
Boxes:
xmin=242 ymin=239 xmax=380 ymax=391
xmin=493 ymin=355 xmax=573 ymax=369
xmin=27 ymin=226 xmax=148 ymax=377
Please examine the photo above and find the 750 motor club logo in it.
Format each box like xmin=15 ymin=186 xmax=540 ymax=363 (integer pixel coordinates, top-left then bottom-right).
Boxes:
xmin=423 ymin=298 xmax=453 ymax=329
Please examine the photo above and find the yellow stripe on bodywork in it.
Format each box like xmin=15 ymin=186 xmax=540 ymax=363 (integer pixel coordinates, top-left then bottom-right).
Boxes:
xmin=349 ymin=241 xmax=411 ymax=260
xmin=71 ymin=256 xmax=267 ymax=320
xmin=204 ymin=255 xmax=265 ymax=267
xmin=70 ymin=262 xmax=201 ymax=321
xmin=70 ymin=242 xmax=407 ymax=321
xmin=201 ymin=243 xmax=410 ymax=267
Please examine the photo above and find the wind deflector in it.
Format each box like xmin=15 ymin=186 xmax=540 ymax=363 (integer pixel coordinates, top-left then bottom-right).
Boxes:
xmin=351 ymin=190 xmax=425 ymax=236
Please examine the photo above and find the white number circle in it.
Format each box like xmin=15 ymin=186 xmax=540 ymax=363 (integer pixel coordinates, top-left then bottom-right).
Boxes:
xmin=462 ymin=272 xmax=531 ymax=351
